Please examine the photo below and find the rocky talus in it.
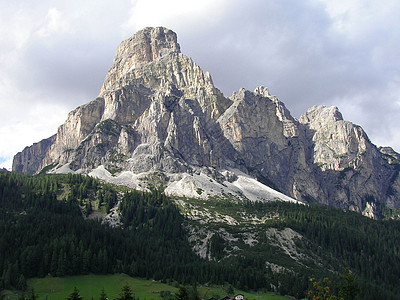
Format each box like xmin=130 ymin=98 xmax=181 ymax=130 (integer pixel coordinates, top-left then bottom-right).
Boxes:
xmin=13 ymin=27 xmax=400 ymax=218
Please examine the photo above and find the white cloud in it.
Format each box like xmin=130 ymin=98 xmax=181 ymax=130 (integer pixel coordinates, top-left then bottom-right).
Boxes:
xmin=37 ymin=8 xmax=71 ymax=38
xmin=0 ymin=158 xmax=13 ymax=170
xmin=0 ymin=100 xmax=69 ymax=167
xmin=0 ymin=1 xmax=131 ymax=171
xmin=1 ymin=0 xmax=400 ymax=169
xmin=0 ymin=5 xmax=34 ymax=50
xmin=318 ymin=0 xmax=400 ymax=39
xmin=122 ymin=0 xmax=228 ymax=35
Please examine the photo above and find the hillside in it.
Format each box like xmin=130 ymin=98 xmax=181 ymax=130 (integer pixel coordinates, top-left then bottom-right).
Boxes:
xmin=1 ymin=170 xmax=400 ymax=299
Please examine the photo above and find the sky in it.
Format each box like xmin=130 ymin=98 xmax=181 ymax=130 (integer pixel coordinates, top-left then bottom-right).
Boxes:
xmin=1 ymin=0 xmax=400 ymax=169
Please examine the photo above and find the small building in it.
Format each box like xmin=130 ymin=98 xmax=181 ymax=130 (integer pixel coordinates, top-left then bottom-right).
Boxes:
xmin=232 ymin=294 xmax=244 ymax=300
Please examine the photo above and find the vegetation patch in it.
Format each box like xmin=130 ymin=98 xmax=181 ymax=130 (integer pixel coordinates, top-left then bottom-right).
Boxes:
xmin=196 ymin=188 xmax=204 ymax=195
xmin=95 ymin=141 xmax=110 ymax=149
xmin=38 ymin=162 xmax=58 ymax=174
xmin=106 ymin=167 xmax=123 ymax=176
xmin=108 ymin=147 xmax=125 ymax=163
xmin=333 ymin=153 xmax=346 ymax=159
xmin=97 ymin=119 xmax=120 ymax=135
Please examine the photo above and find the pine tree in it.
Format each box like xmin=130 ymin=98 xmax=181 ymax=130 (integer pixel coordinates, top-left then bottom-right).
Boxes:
xmin=50 ymin=249 xmax=58 ymax=276
xmin=225 ymin=284 xmax=234 ymax=296
xmin=3 ymin=265 xmax=12 ymax=289
xmin=66 ymin=287 xmax=83 ymax=300
xmin=339 ymin=266 xmax=360 ymax=300
xmin=120 ymin=284 xmax=134 ymax=300
xmin=188 ymin=283 xmax=199 ymax=300
xmin=28 ymin=288 xmax=38 ymax=300
xmin=18 ymin=291 xmax=26 ymax=300
xmin=175 ymin=286 xmax=189 ymax=300
xmin=16 ymin=274 xmax=27 ymax=291
xmin=99 ymin=288 xmax=107 ymax=300
xmin=85 ymin=201 xmax=92 ymax=217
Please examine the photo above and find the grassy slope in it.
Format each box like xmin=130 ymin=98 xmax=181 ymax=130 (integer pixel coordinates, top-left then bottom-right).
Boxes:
xmin=19 ymin=274 xmax=288 ymax=300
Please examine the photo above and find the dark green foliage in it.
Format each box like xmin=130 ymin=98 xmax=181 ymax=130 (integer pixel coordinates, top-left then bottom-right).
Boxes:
xmin=175 ymin=286 xmax=189 ymax=300
xmin=99 ymin=288 xmax=107 ymax=300
xmin=97 ymin=119 xmax=120 ymax=135
xmin=38 ymin=163 xmax=57 ymax=175
xmin=239 ymin=200 xmax=400 ymax=299
xmin=225 ymin=284 xmax=234 ymax=296
xmin=1 ymin=169 xmax=400 ymax=299
xmin=28 ymin=288 xmax=38 ymax=300
xmin=85 ymin=200 xmax=92 ymax=217
xmin=208 ymin=234 xmax=225 ymax=261
xmin=339 ymin=266 xmax=360 ymax=300
xmin=66 ymin=287 xmax=83 ymax=300
xmin=99 ymin=185 xmax=117 ymax=213
xmin=16 ymin=274 xmax=26 ymax=290
xmin=0 ymin=170 xmax=198 ymax=291
xmin=120 ymin=284 xmax=134 ymax=300
xmin=17 ymin=291 xmax=26 ymax=300
xmin=188 ymin=283 xmax=199 ymax=300
xmin=160 ymin=290 xmax=174 ymax=300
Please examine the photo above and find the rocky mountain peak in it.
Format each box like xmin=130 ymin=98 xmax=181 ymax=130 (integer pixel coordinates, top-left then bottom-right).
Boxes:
xmin=253 ymin=86 xmax=271 ymax=98
xmin=299 ymin=105 xmax=343 ymax=127
xmin=379 ymin=146 xmax=400 ymax=159
xmin=12 ymin=27 xmax=400 ymax=218
xmin=101 ymin=27 xmax=181 ymax=93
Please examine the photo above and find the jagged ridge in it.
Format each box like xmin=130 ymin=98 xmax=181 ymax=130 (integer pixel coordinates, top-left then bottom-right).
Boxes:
xmin=13 ymin=27 xmax=400 ymax=218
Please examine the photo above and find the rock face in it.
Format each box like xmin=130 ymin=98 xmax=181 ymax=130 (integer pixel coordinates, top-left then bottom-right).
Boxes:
xmin=13 ymin=27 xmax=400 ymax=217
xmin=13 ymin=135 xmax=56 ymax=174
xmin=298 ymin=105 xmax=400 ymax=214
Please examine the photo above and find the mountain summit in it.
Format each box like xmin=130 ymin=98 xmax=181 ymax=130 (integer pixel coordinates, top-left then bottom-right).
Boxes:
xmin=13 ymin=27 xmax=400 ymax=218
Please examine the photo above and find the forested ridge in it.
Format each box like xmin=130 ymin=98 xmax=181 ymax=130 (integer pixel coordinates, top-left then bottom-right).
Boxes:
xmin=0 ymin=170 xmax=200 ymax=287
xmin=242 ymin=200 xmax=400 ymax=298
xmin=1 ymin=169 xmax=400 ymax=299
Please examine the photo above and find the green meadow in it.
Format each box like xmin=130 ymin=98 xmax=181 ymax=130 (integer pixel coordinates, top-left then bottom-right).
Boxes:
xmin=2 ymin=274 xmax=289 ymax=300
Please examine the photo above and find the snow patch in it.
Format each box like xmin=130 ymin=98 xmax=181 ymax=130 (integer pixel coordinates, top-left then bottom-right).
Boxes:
xmin=53 ymin=164 xmax=301 ymax=206
xmin=165 ymin=168 xmax=301 ymax=203
xmin=51 ymin=163 xmax=76 ymax=174
xmin=89 ymin=165 xmax=142 ymax=189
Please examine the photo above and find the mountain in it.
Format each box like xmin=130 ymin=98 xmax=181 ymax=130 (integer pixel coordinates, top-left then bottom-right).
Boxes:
xmin=12 ymin=27 xmax=400 ymax=218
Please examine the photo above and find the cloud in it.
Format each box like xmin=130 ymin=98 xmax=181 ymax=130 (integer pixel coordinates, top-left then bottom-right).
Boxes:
xmin=0 ymin=99 xmax=69 ymax=170
xmin=37 ymin=8 xmax=71 ymax=38
xmin=167 ymin=0 xmax=400 ymax=151
xmin=0 ymin=1 xmax=132 ymax=168
xmin=0 ymin=158 xmax=13 ymax=170
xmin=121 ymin=0 xmax=227 ymax=35
xmin=1 ymin=0 xmax=400 ymax=170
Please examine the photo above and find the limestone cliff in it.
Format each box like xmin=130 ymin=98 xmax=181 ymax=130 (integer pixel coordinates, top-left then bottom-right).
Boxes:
xmin=12 ymin=27 xmax=400 ymax=217
xmin=300 ymin=105 xmax=400 ymax=214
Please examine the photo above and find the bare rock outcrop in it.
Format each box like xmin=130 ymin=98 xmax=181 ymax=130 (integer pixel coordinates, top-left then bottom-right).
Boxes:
xmin=13 ymin=135 xmax=56 ymax=175
xmin=299 ymin=105 xmax=400 ymax=212
xmin=12 ymin=27 xmax=400 ymax=217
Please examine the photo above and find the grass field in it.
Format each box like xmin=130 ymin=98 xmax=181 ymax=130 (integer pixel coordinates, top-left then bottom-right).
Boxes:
xmin=0 ymin=274 xmax=290 ymax=300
